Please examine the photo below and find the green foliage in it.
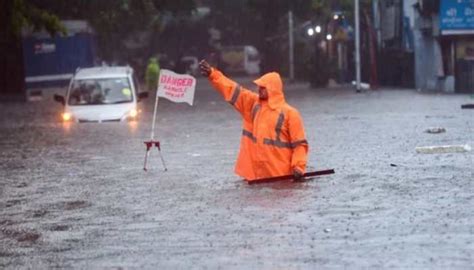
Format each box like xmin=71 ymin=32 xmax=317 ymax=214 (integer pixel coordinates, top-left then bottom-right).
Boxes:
xmin=1 ymin=0 xmax=66 ymax=99
xmin=205 ymin=0 xmax=314 ymax=49
xmin=24 ymin=0 xmax=195 ymax=63
xmin=145 ymin=57 xmax=160 ymax=91
xmin=9 ymin=0 xmax=66 ymax=37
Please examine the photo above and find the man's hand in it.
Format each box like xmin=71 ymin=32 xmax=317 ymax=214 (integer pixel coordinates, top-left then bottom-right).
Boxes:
xmin=293 ymin=169 xmax=304 ymax=181
xmin=199 ymin=60 xmax=212 ymax=77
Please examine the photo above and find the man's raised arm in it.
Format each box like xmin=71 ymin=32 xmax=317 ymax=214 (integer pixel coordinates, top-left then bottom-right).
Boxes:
xmin=199 ymin=60 xmax=258 ymax=122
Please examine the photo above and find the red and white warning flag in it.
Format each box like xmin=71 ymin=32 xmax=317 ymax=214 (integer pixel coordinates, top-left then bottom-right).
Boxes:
xmin=157 ymin=69 xmax=196 ymax=106
xmin=143 ymin=69 xmax=195 ymax=171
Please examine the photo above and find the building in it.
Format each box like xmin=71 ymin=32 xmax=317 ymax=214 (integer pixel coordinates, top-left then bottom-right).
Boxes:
xmin=375 ymin=0 xmax=473 ymax=93
xmin=412 ymin=0 xmax=473 ymax=93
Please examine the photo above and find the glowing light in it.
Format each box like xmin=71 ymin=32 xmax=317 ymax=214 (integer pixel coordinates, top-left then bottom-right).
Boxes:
xmin=334 ymin=14 xmax=339 ymax=20
xmin=315 ymin=25 xmax=322 ymax=33
xmin=326 ymin=34 xmax=333 ymax=40
xmin=307 ymin=28 xmax=314 ymax=36
xmin=129 ymin=109 xmax=138 ymax=118
xmin=62 ymin=112 xmax=72 ymax=121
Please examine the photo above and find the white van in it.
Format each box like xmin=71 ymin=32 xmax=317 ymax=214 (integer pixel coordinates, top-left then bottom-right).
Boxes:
xmin=54 ymin=66 xmax=148 ymax=122
xmin=220 ymin=45 xmax=260 ymax=75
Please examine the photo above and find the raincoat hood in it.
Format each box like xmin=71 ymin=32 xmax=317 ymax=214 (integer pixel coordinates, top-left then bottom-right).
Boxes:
xmin=253 ymin=72 xmax=285 ymax=109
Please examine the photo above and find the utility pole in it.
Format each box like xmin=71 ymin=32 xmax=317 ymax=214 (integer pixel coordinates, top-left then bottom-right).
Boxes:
xmin=288 ymin=10 xmax=295 ymax=82
xmin=354 ymin=0 xmax=362 ymax=92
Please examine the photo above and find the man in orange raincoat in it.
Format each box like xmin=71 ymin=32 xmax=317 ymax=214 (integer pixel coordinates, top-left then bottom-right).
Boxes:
xmin=199 ymin=60 xmax=308 ymax=182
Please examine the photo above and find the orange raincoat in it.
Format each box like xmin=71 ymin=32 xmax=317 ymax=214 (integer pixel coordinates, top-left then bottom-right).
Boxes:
xmin=208 ymin=68 xmax=309 ymax=182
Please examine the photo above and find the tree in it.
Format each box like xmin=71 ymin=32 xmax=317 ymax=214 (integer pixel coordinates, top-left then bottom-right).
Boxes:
xmin=33 ymin=0 xmax=195 ymax=63
xmin=304 ymin=0 xmax=373 ymax=87
xmin=0 ymin=0 xmax=65 ymax=100
xmin=1 ymin=0 xmax=196 ymax=100
xmin=202 ymin=0 xmax=314 ymax=73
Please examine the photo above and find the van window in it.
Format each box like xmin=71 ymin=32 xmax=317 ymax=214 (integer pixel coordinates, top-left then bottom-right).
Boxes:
xmin=245 ymin=46 xmax=260 ymax=62
xmin=247 ymin=50 xmax=260 ymax=62
xmin=68 ymin=78 xmax=133 ymax=105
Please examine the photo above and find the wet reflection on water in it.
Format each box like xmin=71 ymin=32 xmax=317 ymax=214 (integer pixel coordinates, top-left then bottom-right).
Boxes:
xmin=61 ymin=121 xmax=72 ymax=133
xmin=127 ymin=120 xmax=139 ymax=134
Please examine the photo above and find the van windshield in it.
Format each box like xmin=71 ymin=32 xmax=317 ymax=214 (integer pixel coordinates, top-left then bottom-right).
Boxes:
xmin=68 ymin=78 xmax=133 ymax=105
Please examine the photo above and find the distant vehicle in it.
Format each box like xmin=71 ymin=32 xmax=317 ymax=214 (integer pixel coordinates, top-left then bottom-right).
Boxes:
xmin=23 ymin=20 xmax=97 ymax=88
xmin=180 ymin=56 xmax=199 ymax=76
xmin=220 ymin=45 xmax=260 ymax=75
xmin=53 ymin=66 xmax=148 ymax=123
xmin=156 ymin=53 xmax=175 ymax=70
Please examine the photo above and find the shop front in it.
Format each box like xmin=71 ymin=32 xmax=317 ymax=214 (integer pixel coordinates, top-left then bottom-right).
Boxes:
xmin=440 ymin=0 xmax=474 ymax=93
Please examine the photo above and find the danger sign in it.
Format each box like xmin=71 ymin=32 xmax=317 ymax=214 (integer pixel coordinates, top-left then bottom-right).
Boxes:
xmin=157 ymin=69 xmax=196 ymax=106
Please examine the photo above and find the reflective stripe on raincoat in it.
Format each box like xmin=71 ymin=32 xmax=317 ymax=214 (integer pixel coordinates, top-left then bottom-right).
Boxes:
xmin=208 ymin=68 xmax=309 ymax=181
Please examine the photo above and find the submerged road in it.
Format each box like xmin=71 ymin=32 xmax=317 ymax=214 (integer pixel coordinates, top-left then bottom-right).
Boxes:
xmin=1 ymin=79 xmax=473 ymax=268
